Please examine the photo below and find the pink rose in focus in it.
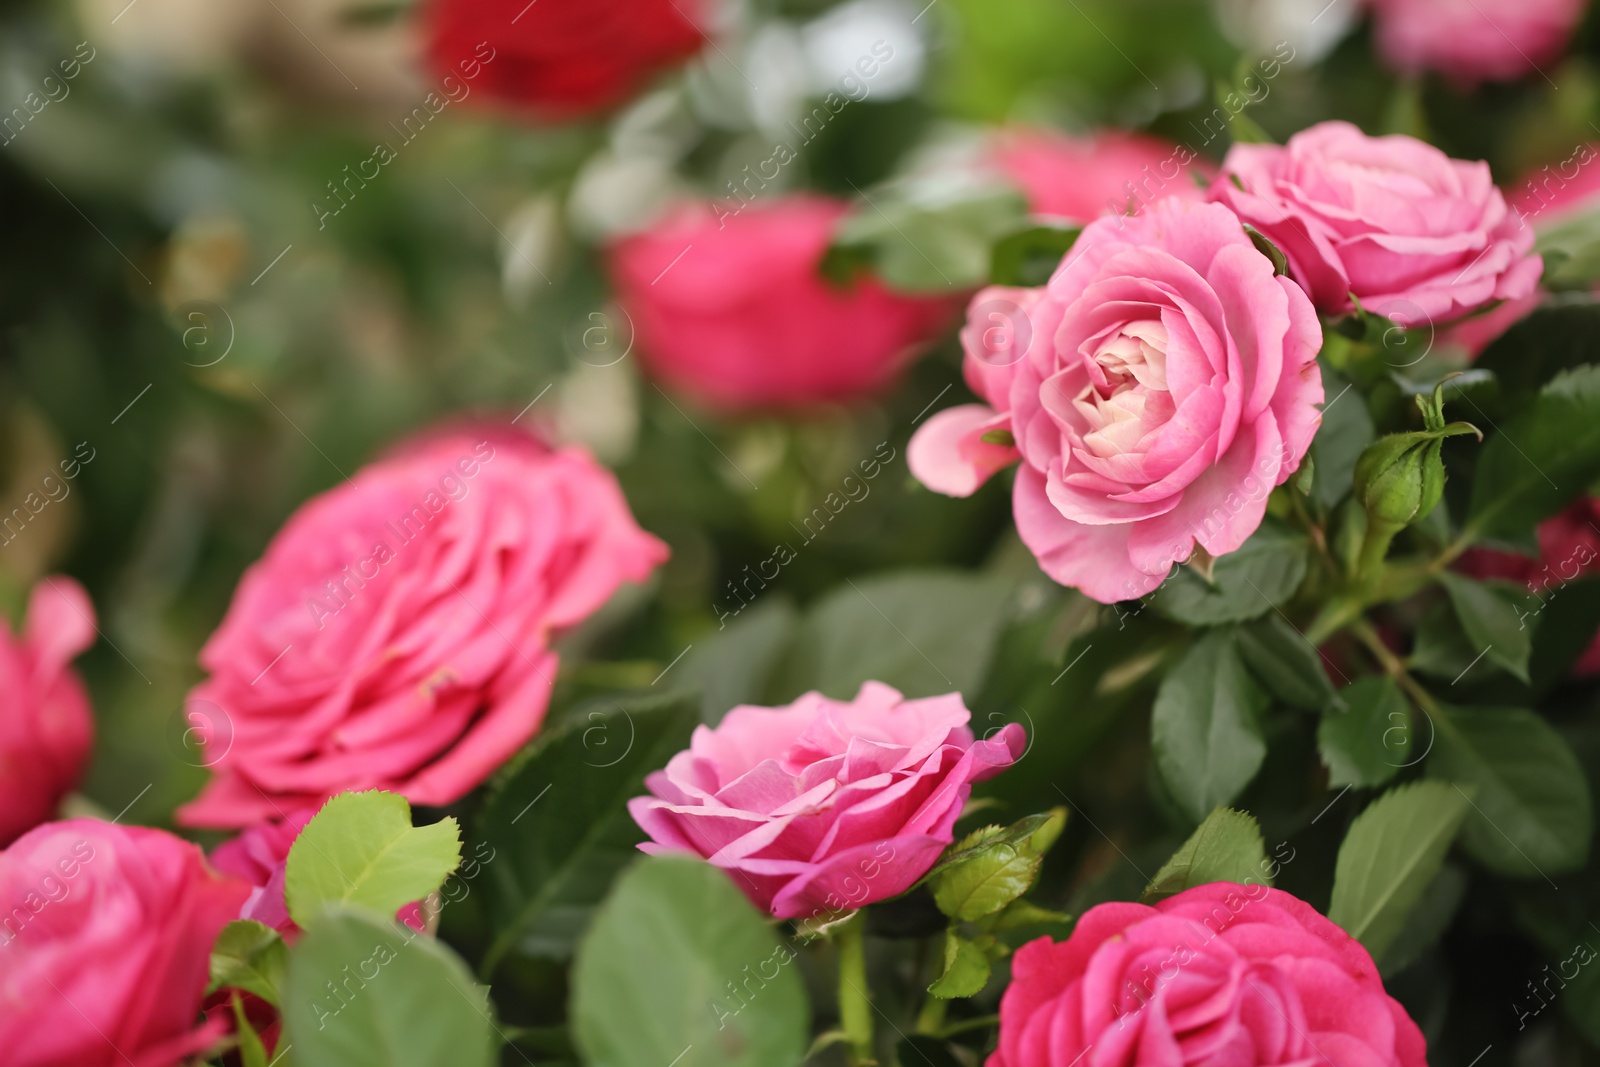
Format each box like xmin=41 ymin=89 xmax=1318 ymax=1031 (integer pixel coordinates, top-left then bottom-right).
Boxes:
xmin=908 ymin=198 xmax=1323 ymax=604
xmin=1208 ymin=120 xmax=1541 ymax=326
xmin=178 ymin=425 xmax=667 ymax=829
xmin=609 ymin=195 xmax=956 ymax=411
xmin=988 ymin=883 xmax=1427 ymax=1067
xmin=1458 ymin=496 xmax=1600 ymax=673
xmin=1368 ymin=0 xmax=1584 ymax=85
xmin=628 ymin=681 xmax=1024 ymax=919
xmin=0 ymin=819 xmax=250 ymax=1067
xmin=0 ymin=577 xmax=96 ymax=847
xmin=989 ymin=127 xmax=1211 ymax=222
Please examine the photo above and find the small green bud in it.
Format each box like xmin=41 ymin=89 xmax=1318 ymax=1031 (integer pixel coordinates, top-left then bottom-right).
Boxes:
xmin=1351 ymin=379 xmax=1480 ymax=534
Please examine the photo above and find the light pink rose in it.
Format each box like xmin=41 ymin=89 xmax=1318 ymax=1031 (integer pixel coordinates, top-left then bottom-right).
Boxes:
xmin=989 ymin=127 xmax=1211 ymax=222
xmin=609 ymin=195 xmax=956 ymax=411
xmin=0 ymin=819 xmax=250 ymax=1067
xmin=178 ymin=425 xmax=667 ymax=829
xmin=628 ymin=681 xmax=1024 ymax=919
xmin=908 ymin=198 xmax=1323 ymax=604
xmin=0 ymin=578 xmax=96 ymax=847
xmin=1368 ymin=0 xmax=1584 ymax=85
xmin=989 ymin=883 xmax=1427 ymax=1067
xmin=1208 ymin=120 xmax=1542 ymax=327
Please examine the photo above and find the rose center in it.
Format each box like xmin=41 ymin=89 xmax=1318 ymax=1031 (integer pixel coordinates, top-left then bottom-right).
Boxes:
xmin=1074 ymin=319 xmax=1169 ymax=458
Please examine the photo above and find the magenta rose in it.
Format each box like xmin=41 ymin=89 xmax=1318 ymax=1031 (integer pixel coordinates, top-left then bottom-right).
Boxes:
xmin=178 ymin=425 xmax=667 ymax=829
xmin=1368 ymin=0 xmax=1584 ymax=85
xmin=609 ymin=195 xmax=956 ymax=411
xmin=0 ymin=819 xmax=250 ymax=1067
xmin=0 ymin=577 xmax=96 ymax=847
xmin=1208 ymin=120 xmax=1542 ymax=327
xmin=628 ymin=681 xmax=1024 ymax=919
xmin=989 ymin=883 xmax=1427 ymax=1067
xmin=908 ymin=198 xmax=1323 ymax=604
xmin=989 ymin=127 xmax=1211 ymax=222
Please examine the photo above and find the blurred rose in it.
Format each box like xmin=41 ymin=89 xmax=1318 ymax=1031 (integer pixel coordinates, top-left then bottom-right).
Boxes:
xmin=1458 ymin=496 xmax=1600 ymax=673
xmin=988 ymin=127 xmax=1210 ymax=222
xmin=0 ymin=578 xmax=96 ymax=847
xmin=0 ymin=819 xmax=249 ymax=1067
xmin=609 ymin=195 xmax=956 ymax=410
xmin=988 ymin=883 xmax=1426 ymax=1067
xmin=1368 ymin=0 xmax=1584 ymax=85
xmin=178 ymin=426 xmax=667 ymax=829
xmin=629 ymin=681 xmax=1024 ymax=919
xmin=1209 ymin=120 xmax=1541 ymax=326
xmin=909 ymin=198 xmax=1323 ymax=604
xmin=423 ymin=0 xmax=706 ymax=118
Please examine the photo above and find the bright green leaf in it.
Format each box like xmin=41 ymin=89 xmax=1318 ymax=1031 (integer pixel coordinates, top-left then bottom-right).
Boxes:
xmin=1152 ymin=630 xmax=1269 ymax=822
xmin=229 ymin=993 xmax=270 ymax=1067
xmin=1318 ymin=676 xmax=1411 ymax=789
xmin=927 ymin=931 xmax=990 ymax=999
xmin=208 ymin=919 xmax=288 ymax=1008
xmin=928 ymin=809 xmax=1064 ymax=921
xmin=1143 ymin=807 xmax=1269 ymax=902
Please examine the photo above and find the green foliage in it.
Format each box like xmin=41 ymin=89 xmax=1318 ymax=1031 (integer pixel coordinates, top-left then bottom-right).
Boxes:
xmin=1467 ymin=365 xmax=1600 ymax=540
xmin=989 ymin=222 xmax=1081 ymax=287
xmin=1236 ymin=615 xmax=1338 ymax=710
xmin=283 ymin=909 xmax=494 ymax=1067
xmin=929 ymin=808 xmax=1066 ymax=921
xmin=571 ymin=856 xmax=808 ymax=1067
xmin=1310 ymin=364 xmax=1377 ymax=510
xmin=1152 ymin=630 xmax=1269 ymax=822
xmin=209 ymin=920 xmax=288 ymax=1008
xmin=1143 ymin=807 xmax=1270 ymax=902
xmin=827 ymin=179 xmax=1027 ymax=292
xmin=1318 ymin=676 xmax=1410 ymax=789
xmin=1437 ymin=573 xmax=1532 ymax=682
xmin=284 ymin=791 xmax=462 ymax=929
xmin=1328 ymin=782 xmax=1470 ymax=961
xmin=926 ymin=931 xmax=991 ymax=999
xmin=1149 ymin=520 xmax=1309 ymax=625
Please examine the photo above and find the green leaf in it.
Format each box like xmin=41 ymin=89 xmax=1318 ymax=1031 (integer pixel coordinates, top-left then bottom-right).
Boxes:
xmin=1318 ymin=676 xmax=1411 ymax=789
xmin=1149 ymin=520 xmax=1308 ymax=625
xmin=1236 ymin=614 xmax=1338 ymax=710
xmin=1143 ymin=807 xmax=1269 ymax=902
xmin=1151 ymin=630 xmax=1269 ymax=822
xmin=830 ymin=178 xmax=1028 ymax=292
xmin=1327 ymin=781 xmax=1470 ymax=961
xmin=928 ymin=809 xmax=1065 ymax=921
xmin=926 ymin=931 xmax=991 ymax=999
xmin=988 ymin=898 xmax=1072 ymax=932
xmin=1409 ymin=599 xmax=1495 ymax=685
xmin=283 ymin=909 xmax=493 ymax=1067
xmin=1310 ymin=363 xmax=1376 ymax=510
xmin=1475 ymin=297 xmax=1600 ymax=403
xmin=771 ymin=569 xmax=1013 ymax=702
xmin=208 ymin=919 xmax=289 ymax=1007
xmin=1438 ymin=573 xmax=1532 ymax=683
xmin=1536 ymin=209 xmax=1600 ymax=290
xmin=229 ymin=994 xmax=270 ymax=1067
xmin=571 ymin=856 xmax=808 ymax=1067
xmin=680 ymin=599 xmax=798 ymax=724
xmin=989 ymin=221 xmax=1081 ymax=287
xmin=1527 ymin=576 xmax=1600 ymax=696
xmin=1467 ymin=365 xmax=1600 ymax=540
xmin=1241 ymin=224 xmax=1288 ymax=274
xmin=1426 ymin=705 xmax=1594 ymax=876
xmin=1377 ymin=863 xmax=1466 ymax=977
xmin=284 ymin=791 xmax=461 ymax=929
xmin=472 ymin=691 xmax=699 ymax=974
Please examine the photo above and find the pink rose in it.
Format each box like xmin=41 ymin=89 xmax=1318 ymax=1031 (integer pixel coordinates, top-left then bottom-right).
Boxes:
xmin=609 ymin=195 xmax=956 ymax=411
xmin=908 ymin=198 xmax=1323 ymax=604
xmin=178 ymin=425 xmax=667 ymax=829
xmin=0 ymin=819 xmax=250 ymax=1067
xmin=1208 ymin=120 xmax=1542 ymax=327
xmin=1458 ymin=496 xmax=1600 ymax=673
xmin=989 ymin=883 xmax=1427 ymax=1067
xmin=989 ymin=127 xmax=1211 ymax=222
xmin=1368 ymin=0 xmax=1584 ymax=85
xmin=0 ymin=577 xmax=96 ymax=847
xmin=628 ymin=681 xmax=1024 ymax=919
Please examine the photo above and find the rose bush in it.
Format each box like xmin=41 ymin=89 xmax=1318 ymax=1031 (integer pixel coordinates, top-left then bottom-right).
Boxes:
xmin=628 ymin=681 xmax=1024 ymax=919
xmin=1367 ymin=0 xmax=1585 ymax=85
xmin=1208 ymin=120 xmax=1541 ymax=326
xmin=989 ymin=882 xmax=1426 ymax=1067
xmin=177 ymin=425 xmax=667 ymax=829
xmin=909 ymin=197 xmax=1323 ymax=603
xmin=0 ymin=819 xmax=248 ymax=1067
xmin=609 ymin=195 xmax=956 ymax=411
xmin=0 ymin=578 xmax=96 ymax=847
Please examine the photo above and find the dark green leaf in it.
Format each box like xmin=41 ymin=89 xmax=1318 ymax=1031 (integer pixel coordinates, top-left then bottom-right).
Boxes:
xmin=1327 ymin=781 xmax=1469 ymax=960
xmin=989 ymin=221 xmax=1081 ymax=287
xmin=1237 ymin=614 xmax=1339 ymax=710
xmin=1528 ymin=576 xmax=1600 ymax=696
xmin=1475 ymin=296 xmax=1600 ymax=404
xmin=1242 ymin=224 xmax=1288 ymax=274
xmin=1377 ymin=863 xmax=1466 ymax=977
xmin=1151 ymin=630 xmax=1269 ymax=822
xmin=208 ymin=919 xmax=288 ymax=1007
xmin=1318 ymin=676 xmax=1411 ymax=789
xmin=1426 ymin=705 xmax=1594 ymax=876
xmin=1150 ymin=520 xmax=1309 ymax=625
xmin=679 ymin=598 xmax=798 ymax=724
xmin=926 ymin=931 xmax=990 ymax=998
xmin=1467 ymin=365 xmax=1600 ymax=540
xmin=1143 ymin=807 xmax=1269 ymax=902
xmin=571 ymin=856 xmax=808 ymax=1067
xmin=1438 ymin=573 xmax=1532 ymax=683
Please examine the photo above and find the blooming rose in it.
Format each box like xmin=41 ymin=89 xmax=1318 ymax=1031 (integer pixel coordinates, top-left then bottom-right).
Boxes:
xmin=0 ymin=819 xmax=249 ymax=1067
xmin=628 ymin=681 xmax=1024 ymax=919
xmin=423 ymin=0 xmax=706 ymax=119
xmin=1459 ymin=496 xmax=1600 ymax=673
xmin=609 ymin=195 xmax=956 ymax=411
xmin=1367 ymin=0 xmax=1584 ymax=85
xmin=989 ymin=127 xmax=1210 ymax=222
xmin=908 ymin=198 xmax=1323 ymax=604
xmin=0 ymin=577 xmax=96 ymax=847
xmin=989 ymin=883 xmax=1426 ymax=1067
xmin=178 ymin=426 xmax=667 ymax=829
xmin=1208 ymin=121 xmax=1542 ymax=327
